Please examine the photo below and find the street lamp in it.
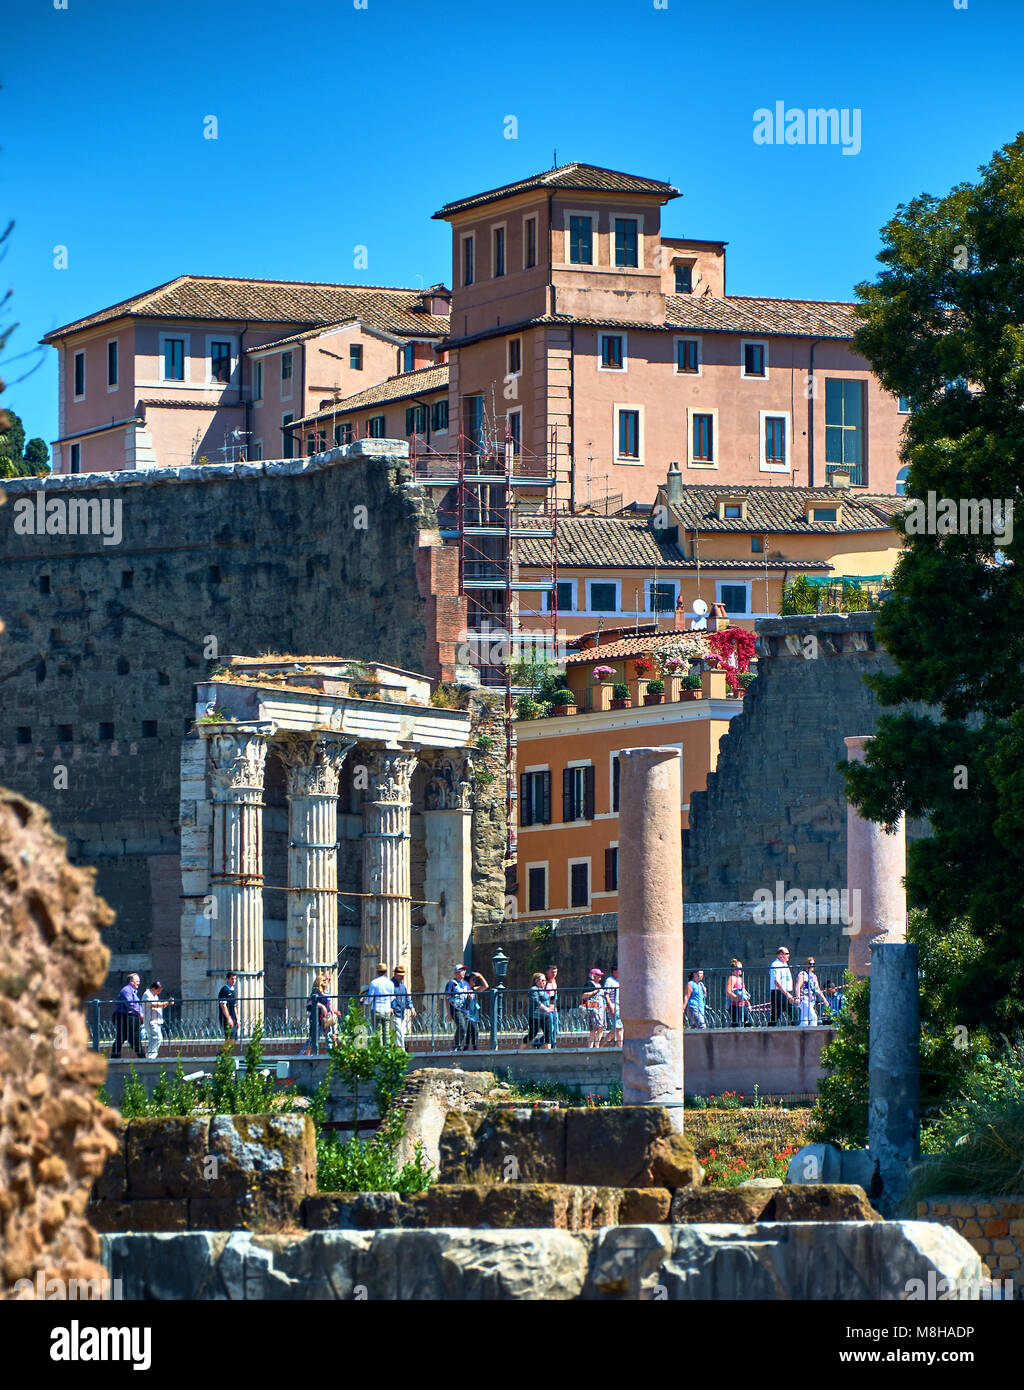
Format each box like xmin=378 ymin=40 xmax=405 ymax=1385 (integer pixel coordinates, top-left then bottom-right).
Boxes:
xmin=490 ymin=948 xmax=508 ymax=1051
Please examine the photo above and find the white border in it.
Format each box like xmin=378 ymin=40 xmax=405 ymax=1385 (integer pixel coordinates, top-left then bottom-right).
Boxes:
xmin=524 ymin=861 xmax=549 ymax=913
xmin=614 ymin=403 xmax=643 ymax=464
xmin=159 ymin=332 xmax=189 ymax=384
xmin=687 ymin=406 xmax=718 ymax=468
xmin=586 ymin=577 xmax=621 ymax=614
xmin=106 ymin=338 xmax=119 ymax=393
xmin=73 ymin=349 xmax=86 ymax=401
xmin=759 ymin=409 xmax=791 ymax=473
xmin=563 ymin=208 xmax=596 ymax=266
xmin=612 ymin=214 xmax=642 ymax=269
xmin=206 ymin=334 xmax=237 ymax=389
xmin=599 ymin=331 xmax=628 ymax=372
xmin=491 ymin=221 xmax=507 ymax=278
xmin=460 ymin=231 xmax=475 ymax=286
xmin=716 ymin=578 xmax=752 ymax=617
xmin=280 ymin=349 xmax=294 ymax=402
xmin=567 ymin=856 xmax=592 ymax=911
xmin=253 ymin=359 xmax=264 ymax=404
xmin=740 ymin=338 xmax=770 ymax=380
xmin=673 ymin=335 xmax=702 ymax=376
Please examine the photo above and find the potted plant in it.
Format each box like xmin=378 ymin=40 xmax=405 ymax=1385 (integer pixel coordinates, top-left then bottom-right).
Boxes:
xmin=644 ymin=678 xmax=665 ymax=705
xmin=634 ymin=657 xmax=653 ymax=677
xmin=610 ymin=682 xmax=631 ymax=710
xmin=680 ymin=671 xmax=703 ymax=701
xmin=550 ymin=687 xmax=577 ymax=716
xmin=592 ymin=663 xmax=615 ymax=682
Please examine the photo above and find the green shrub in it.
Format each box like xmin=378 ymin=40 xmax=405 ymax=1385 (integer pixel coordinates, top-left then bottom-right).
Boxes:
xmin=646 ymin=679 xmax=665 ymax=695
xmin=683 ymin=671 xmax=702 ymax=690
xmin=612 ymin=682 xmax=630 ymax=699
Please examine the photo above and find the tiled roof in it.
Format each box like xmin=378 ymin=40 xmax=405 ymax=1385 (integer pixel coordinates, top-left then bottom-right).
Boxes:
xmin=565 ymin=630 xmax=713 ymax=665
xmin=433 ymin=162 xmax=680 ymax=218
xmin=289 ymin=364 xmax=449 ymax=426
xmin=247 ymin=313 xmax=449 ymax=355
xmin=42 ymin=276 xmax=450 ymax=342
xmin=521 ymin=516 xmax=687 ymax=569
xmin=665 ymin=485 xmax=901 ymax=535
xmin=667 ymin=294 xmax=860 ymax=339
xmin=137 ymin=397 xmax=239 ymax=410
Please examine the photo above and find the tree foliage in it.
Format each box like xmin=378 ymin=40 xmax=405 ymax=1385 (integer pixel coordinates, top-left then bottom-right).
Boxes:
xmin=843 ymin=133 xmax=1024 ymax=1034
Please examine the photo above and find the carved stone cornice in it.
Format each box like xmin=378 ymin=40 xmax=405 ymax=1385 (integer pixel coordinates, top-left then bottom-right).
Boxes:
xmin=365 ymin=747 xmax=417 ymax=806
xmin=278 ymin=735 xmax=354 ymax=799
xmin=207 ymin=724 xmax=275 ymax=797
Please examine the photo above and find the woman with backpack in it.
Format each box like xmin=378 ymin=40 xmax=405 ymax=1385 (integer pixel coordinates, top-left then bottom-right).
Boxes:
xmin=582 ymin=968 xmax=607 ymax=1048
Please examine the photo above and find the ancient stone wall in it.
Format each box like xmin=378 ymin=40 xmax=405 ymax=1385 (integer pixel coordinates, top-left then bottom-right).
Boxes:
xmin=917 ymin=1196 xmax=1024 ymax=1295
xmin=0 ymin=451 xmax=503 ymax=993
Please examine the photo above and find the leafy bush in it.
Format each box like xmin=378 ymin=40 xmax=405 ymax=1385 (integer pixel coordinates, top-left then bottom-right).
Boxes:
xmin=611 ymin=682 xmax=630 ymax=699
xmin=683 ymin=671 xmax=702 ymax=690
xmin=549 ymin=688 xmax=575 ymax=707
xmin=646 ymin=679 xmax=665 ymax=695
xmin=513 ymin=694 xmax=542 ymax=720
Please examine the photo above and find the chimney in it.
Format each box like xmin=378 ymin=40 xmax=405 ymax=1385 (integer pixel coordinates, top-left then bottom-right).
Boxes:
xmin=831 ymin=470 xmax=851 ymax=490
xmin=674 ymin=594 xmax=688 ymax=631
xmin=666 ymin=461 xmax=683 ymax=507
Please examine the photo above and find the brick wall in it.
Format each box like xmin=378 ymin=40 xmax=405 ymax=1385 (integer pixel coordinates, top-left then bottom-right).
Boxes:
xmin=917 ymin=1196 xmax=1024 ymax=1295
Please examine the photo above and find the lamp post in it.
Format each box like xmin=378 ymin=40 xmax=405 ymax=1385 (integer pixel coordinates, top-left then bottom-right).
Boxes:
xmin=490 ymin=947 xmax=508 ymax=1050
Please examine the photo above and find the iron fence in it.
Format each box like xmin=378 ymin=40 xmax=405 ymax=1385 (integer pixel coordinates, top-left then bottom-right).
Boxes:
xmin=683 ymin=965 xmax=847 ymax=1030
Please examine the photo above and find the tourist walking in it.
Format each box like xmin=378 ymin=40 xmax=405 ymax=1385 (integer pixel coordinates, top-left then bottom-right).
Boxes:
xmin=823 ymin=980 xmax=845 ymax=1022
xmin=217 ymin=971 xmax=239 ymax=1042
xmin=445 ymin=963 xmax=473 ymax=1052
xmin=141 ymin=980 xmax=174 ymax=1060
xmin=684 ymin=969 xmax=707 ymax=1029
xmin=726 ymin=959 xmax=753 ymax=1028
xmin=603 ymin=965 xmax=622 ymax=1046
xmin=520 ymin=971 xmax=553 ymax=1049
xmin=299 ymin=972 xmax=337 ymax=1055
xmin=464 ymin=970 xmax=489 ymax=1050
xmin=582 ymin=968 xmax=607 ymax=1048
xmin=769 ymin=947 xmax=796 ymax=1026
xmin=112 ymin=972 xmax=144 ymax=1059
xmin=362 ymin=963 xmax=396 ymax=1043
xmin=795 ymin=958 xmax=828 ymax=1026
xmin=391 ymin=965 xmax=416 ymax=1048
xmin=543 ymin=966 xmax=559 ymax=1048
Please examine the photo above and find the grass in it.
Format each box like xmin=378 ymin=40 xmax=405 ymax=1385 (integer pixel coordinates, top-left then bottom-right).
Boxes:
xmin=684 ymin=1107 xmax=812 ymax=1187
xmin=499 ymin=1073 xmax=623 ymax=1107
xmin=909 ymin=1096 xmax=1024 ymax=1205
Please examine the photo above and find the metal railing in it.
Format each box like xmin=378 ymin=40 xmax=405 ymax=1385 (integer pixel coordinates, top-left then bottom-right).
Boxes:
xmin=683 ymin=966 xmax=847 ymax=1030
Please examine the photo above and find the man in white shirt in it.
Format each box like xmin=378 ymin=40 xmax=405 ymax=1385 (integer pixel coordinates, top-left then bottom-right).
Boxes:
xmin=362 ymin=962 xmax=396 ymax=1042
xmin=141 ymin=980 xmax=173 ymax=1059
xmin=769 ymin=947 xmax=795 ymax=1026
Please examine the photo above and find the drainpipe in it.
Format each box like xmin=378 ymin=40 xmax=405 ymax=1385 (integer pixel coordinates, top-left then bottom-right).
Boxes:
xmin=807 ymin=337 xmax=824 ymax=486
xmin=568 ymin=324 xmax=576 ymax=512
xmin=239 ymin=321 xmax=250 ymax=458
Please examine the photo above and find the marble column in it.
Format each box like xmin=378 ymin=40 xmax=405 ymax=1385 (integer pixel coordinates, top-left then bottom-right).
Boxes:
xmin=422 ymin=752 xmax=474 ymax=996
xmin=845 ymin=735 xmax=907 ymax=978
xmin=361 ymin=747 xmax=417 ymax=987
xmin=869 ymin=942 xmax=920 ymax=1216
xmin=279 ymin=734 xmax=354 ymax=1012
xmin=617 ymin=746 xmax=684 ymax=1131
xmin=207 ymin=723 xmax=275 ymax=1029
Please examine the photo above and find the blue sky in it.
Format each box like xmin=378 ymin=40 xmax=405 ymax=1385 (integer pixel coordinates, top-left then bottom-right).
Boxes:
xmin=4 ymin=0 xmax=1023 ymax=449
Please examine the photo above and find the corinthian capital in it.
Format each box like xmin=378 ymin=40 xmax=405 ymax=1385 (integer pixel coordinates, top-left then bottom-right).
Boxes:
xmin=279 ymin=735 xmax=354 ymax=798
xmin=366 ymin=747 xmax=417 ymax=804
xmin=207 ymin=724 xmax=275 ymax=796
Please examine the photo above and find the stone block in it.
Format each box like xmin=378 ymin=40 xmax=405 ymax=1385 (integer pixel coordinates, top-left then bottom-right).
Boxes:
xmin=619 ymin=1189 xmax=672 ymax=1224
xmin=93 ymin=1121 xmax=127 ymax=1200
xmin=302 ymin=1192 xmax=405 ymax=1230
xmin=351 ymin=1229 xmax=590 ymax=1301
xmin=90 ymin=1199 xmax=187 ymax=1232
xmin=125 ymin=1117 xmax=210 ymax=1199
xmin=438 ymin=1108 xmax=567 ymax=1184
xmin=565 ymin=1108 xmax=701 ymax=1188
xmin=984 ymin=1219 xmax=1010 ymax=1237
xmin=206 ymin=1114 xmax=316 ymax=1225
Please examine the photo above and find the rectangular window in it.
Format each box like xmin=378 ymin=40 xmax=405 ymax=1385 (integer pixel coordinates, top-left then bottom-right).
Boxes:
xmin=524 ymin=216 xmax=537 ymax=269
xmin=693 ymin=413 xmax=714 ymax=461
xmin=282 ymin=413 xmax=294 ymax=459
xmin=676 ymin=339 xmax=699 ymax=373
xmin=719 ymin=584 xmax=749 ymax=615
xmin=568 ymin=215 xmax=593 ymax=264
xmin=405 ymin=404 xmax=426 ymax=435
xmin=612 ymin=756 xmax=620 ymax=812
xmin=253 ymin=359 xmax=264 ymax=401
xmin=811 ymin=507 xmax=838 ymax=522
xmin=367 ymin=415 xmax=386 ymax=438
xmin=508 ymin=337 xmax=522 ymax=375
xmin=752 ymin=535 xmax=763 ymax=553
xmin=674 ymin=263 xmax=693 ymax=294
xmin=570 ymin=861 xmax=590 ymax=909
xmin=542 ymin=580 xmax=575 ymax=613
xmin=563 ymin=766 xmax=595 ymax=823
xmin=69 ymin=443 xmax=81 ymax=473
xmin=493 ymin=226 xmax=505 ymax=277
xmin=431 ymin=400 xmax=449 ymax=432
xmin=74 ymin=350 xmax=85 ymax=397
xmin=463 ymin=235 xmax=474 ymax=287
xmin=764 ymin=415 xmax=787 ymax=463
xmin=527 ymin=865 xmax=547 ymax=912
xmin=897 ymin=395 xmax=912 ymax=414
xmin=648 ymin=581 xmax=676 ymax=613
xmin=464 ymin=394 xmax=484 ymax=452
xmin=614 ymin=217 xmax=639 ymax=268
xmin=825 ymin=379 xmax=865 ymax=485
xmin=402 ymin=343 xmax=415 ymax=373
xmin=723 ymin=503 xmax=742 ymax=519
xmin=281 ymin=351 xmax=293 ymax=381
xmin=743 ymin=342 xmax=766 ymax=377
xmin=335 ymin=421 xmax=353 ymax=446
xmin=519 ymin=771 xmax=552 ymax=827
xmin=618 ymin=409 xmax=640 ymax=459
xmin=605 ymin=846 xmax=618 ymax=892
xmin=601 ymin=335 xmax=624 ymax=370
xmin=107 ymin=340 xmax=118 ymax=389
xmin=211 ymin=341 xmax=232 ymax=384
xmin=590 ymin=582 xmax=618 ymax=613
xmin=507 ymin=410 xmax=521 ymax=455
xmin=164 ymin=339 xmax=184 ymax=381
xmin=253 ymin=442 xmax=263 ymax=460
xmin=350 ymin=344 xmax=363 ymax=370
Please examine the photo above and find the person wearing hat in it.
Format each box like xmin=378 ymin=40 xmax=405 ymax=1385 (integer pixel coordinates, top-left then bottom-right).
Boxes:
xmin=390 ymin=965 xmax=416 ymax=1048
xmin=445 ymin=963 xmax=473 ymax=1052
xmin=582 ymin=968 xmax=608 ymax=1049
xmin=361 ymin=962 xmax=396 ymax=1043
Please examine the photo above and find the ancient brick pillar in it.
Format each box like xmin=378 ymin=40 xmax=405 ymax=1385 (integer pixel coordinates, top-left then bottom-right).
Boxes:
xmin=207 ymin=724 xmax=274 ymax=1027
xmin=844 ymin=735 xmax=907 ymax=978
xmin=617 ymin=746 xmax=684 ymax=1130
xmin=279 ymin=734 xmax=353 ymax=1013
xmin=360 ymin=747 xmax=417 ymax=987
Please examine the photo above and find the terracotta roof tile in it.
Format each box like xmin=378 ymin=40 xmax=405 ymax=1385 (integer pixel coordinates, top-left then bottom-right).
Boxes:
xmin=667 ymin=294 xmax=861 ymax=338
xmin=433 ymin=162 xmax=680 ymax=218
xmin=43 ymin=276 xmax=450 ymax=342
xmin=290 ymin=364 xmax=449 ymax=426
xmin=565 ymin=630 xmax=714 ymax=665
xmin=665 ymin=484 xmax=901 ymax=535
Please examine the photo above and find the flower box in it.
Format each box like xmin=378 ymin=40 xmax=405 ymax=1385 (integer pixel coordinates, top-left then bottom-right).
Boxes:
xmin=643 ymin=693 xmax=664 ymax=705
xmin=610 ymin=698 xmax=631 ymax=710
xmin=552 ymin=703 xmax=577 ymax=716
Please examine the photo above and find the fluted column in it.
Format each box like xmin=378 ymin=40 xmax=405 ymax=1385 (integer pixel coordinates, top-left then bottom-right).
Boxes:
xmin=845 ymin=735 xmax=907 ymax=978
xmin=207 ymin=723 xmax=275 ymax=1030
xmin=422 ymin=752 xmax=474 ymax=996
xmin=361 ymin=747 xmax=417 ymax=987
xmin=279 ymin=734 xmax=354 ymax=1013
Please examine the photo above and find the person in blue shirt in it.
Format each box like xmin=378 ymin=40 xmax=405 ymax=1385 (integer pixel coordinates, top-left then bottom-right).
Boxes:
xmin=112 ymin=973 xmax=144 ymax=1058
xmin=823 ymin=980 xmax=845 ymax=1023
xmin=445 ymin=964 xmax=473 ymax=1052
xmin=391 ymin=965 xmax=417 ymax=1048
xmin=684 ymin=969 xmax=707 ymax=1029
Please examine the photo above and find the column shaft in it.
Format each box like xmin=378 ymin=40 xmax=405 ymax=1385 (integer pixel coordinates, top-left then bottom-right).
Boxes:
xmin=845 ymin=735 xmax=907 ymax=978
xmin=869 ymin=942 xmax=920 ymax=1215
xmin=361 ymin=749 xmax=416 ymax=987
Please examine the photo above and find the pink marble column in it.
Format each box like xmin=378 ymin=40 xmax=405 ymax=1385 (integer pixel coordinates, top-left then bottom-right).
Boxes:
xmin=845 ymin=735 xmax=907 ymax=978
xmin=617 ymin=746 xmax=684 ymax=1130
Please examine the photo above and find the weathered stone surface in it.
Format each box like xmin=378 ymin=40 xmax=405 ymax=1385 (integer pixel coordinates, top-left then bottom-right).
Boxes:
xmin=100 ymin=1221 xmax=986 ymax=1300
xmin=91 ymin=1198 xmax=188 ymax=1233
xmin=303 ymin=1184 xmax=622 ymax=1232
xmin=438 ymin=1108 xmax=568 ymax=1184
xmin=393 ymin=1069 xmax=498 ymax=1174
xmin=0 ymin=781 xmax=120 ymax=1300
xmin=92 ymin=1119 xmax=127 ymax=1201
xmin=125 ymin=1116 xmax=210 ymax=1199
xmin=670 ymin=1184 xmax=879 ymax=1224
xmin=565 ymin=1108 xmax=701 ymax=1188
xmin=302 ymin=1192 xmax=406 ymax=1231
xmin=204 ymin=1113 xmax=315 ymax=1226
xmin=619 ymin=1189 xmax=673 ymax=1224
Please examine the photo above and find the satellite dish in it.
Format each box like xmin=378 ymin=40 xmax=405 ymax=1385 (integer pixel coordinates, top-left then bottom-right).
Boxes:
xmin=690 ymin=598 xmax=708 ymax=631
xmin=692 ymin=599 xmax=709 ymax=615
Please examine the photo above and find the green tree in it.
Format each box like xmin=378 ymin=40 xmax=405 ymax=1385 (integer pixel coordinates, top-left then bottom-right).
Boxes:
xmin=0 ymin=406 xmax=26 ymax=476
xmin=23 ymin=437 xmax=49 ymax=474
xmin=842 ymin=133 xmax=1024 ymax=1037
